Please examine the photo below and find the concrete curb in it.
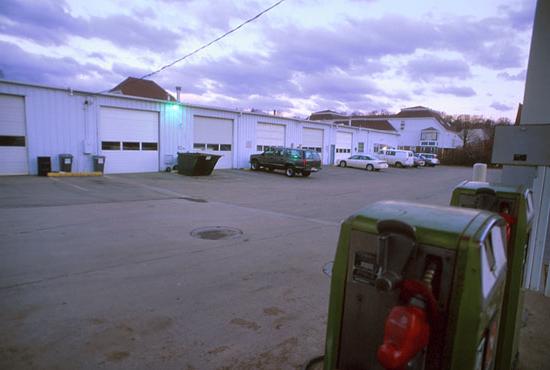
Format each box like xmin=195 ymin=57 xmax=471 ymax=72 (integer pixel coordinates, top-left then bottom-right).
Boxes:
xmin=47 ymin=172 xmax=103 ymax=177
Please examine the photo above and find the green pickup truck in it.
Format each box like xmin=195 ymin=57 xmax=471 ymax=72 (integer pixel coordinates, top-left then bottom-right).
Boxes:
xmin=250 ymin=147 xmax=322 ymax=177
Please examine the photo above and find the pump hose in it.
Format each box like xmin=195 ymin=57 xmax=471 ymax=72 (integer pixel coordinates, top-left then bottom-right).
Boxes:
xmin=302 ymin=355 xmax=324 ymax=370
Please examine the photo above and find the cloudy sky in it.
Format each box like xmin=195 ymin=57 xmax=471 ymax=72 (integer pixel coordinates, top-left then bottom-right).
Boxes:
xmin=0 ymin=0 xmax=536 ymax=119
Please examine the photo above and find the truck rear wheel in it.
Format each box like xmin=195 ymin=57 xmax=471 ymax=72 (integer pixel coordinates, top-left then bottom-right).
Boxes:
xmin=285 ymin=167 xmax=296 ymax=177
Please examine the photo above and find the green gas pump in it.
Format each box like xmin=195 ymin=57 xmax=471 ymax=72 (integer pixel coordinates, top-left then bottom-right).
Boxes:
xmin=450 ymin=181 xmax=534 ymax=370
xmin=323 ymin=201 xmax=507 ymax=370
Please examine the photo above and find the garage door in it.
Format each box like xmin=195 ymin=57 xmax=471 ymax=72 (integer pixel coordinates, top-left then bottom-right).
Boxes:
xmin=256 ymin=123 xmax=285 ymax=152
xmin=335 ymin=131 xmax=353 ymax=164
xmin=193 ymin=116 xmax=233 ymax=169
xmin=99 ymin=107 xmax=159 ymax=174
xmin=0 ymin=95 xmax=28 ymax=175
xmin=302 ymin=127 xmax=323 ymax=155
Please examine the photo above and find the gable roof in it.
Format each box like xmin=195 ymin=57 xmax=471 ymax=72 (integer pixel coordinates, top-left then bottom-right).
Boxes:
xmin=110 ymin=77 xmax=176 ymax=101
xmin=334 ymin=119 xmax=396 ymax=132
xmin=396 ymin=107 xmax=459 ymax=132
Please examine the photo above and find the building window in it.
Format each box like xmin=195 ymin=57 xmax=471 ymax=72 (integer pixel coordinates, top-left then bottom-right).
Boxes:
xmin=142 ymin=142 xmax=158 ymax=151
xmin=220 ymin=144 xmax=231 ymax=151
xmin=193 ymin=143 xmax=206 ymax=150
xmin=0 ymin=135 xmax=25 ymax=147
xmin=123 ymin=142 xmax=140 ymax=151
xmin=400 ymin=121 xmax=405 ymax=130
xmin=206 ymin=144 xmax=220 ymax=151
xmin=102 ymin=141 xmax=120 ymax=150
xmin=358 ymin=142 xmax=364 ymax=152
xmin=421 ymin=131 xmax=438 ymax=141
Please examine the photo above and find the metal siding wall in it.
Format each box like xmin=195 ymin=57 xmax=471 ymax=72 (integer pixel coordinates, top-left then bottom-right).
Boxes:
xmin=0 ymin=83 xmax=89 ymax=174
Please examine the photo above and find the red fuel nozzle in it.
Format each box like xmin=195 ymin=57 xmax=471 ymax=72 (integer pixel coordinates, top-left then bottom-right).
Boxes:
xmin=377 ymin=304 xmax=430 ymax=370
xmin=377 ymin=279 xmax=437 ymax=370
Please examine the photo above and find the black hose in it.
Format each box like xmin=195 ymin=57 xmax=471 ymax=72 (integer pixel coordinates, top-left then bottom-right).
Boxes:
xmin=302 ymin=355 xmax=324 ymax=370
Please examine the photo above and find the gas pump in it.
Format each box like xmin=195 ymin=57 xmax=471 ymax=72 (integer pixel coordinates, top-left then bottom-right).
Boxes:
xmin=450 ymin=181 xmax=534 ymax=370
xmin=323 ymin=201 xmax=507 ymax=370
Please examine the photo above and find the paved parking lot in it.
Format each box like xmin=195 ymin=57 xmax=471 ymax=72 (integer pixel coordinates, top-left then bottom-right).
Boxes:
xmin=1 ymin=166 xmax=548 ymax=369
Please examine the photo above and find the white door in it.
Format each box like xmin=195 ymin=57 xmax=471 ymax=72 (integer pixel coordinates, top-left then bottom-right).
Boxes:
xmin=256 ymin=123 xmax=285 ymax=152
xmin=0 ymin=95 xmax=28 ymax=175
xmin=193 ymin=116 xmax=233 ymax=169
xmin=335 ymin=131 xmax=353 ymax=164
xmin=99 ymin=107 xmax=159 ymax=174
xmin=302 ymin=127 xmax=323 ymax=158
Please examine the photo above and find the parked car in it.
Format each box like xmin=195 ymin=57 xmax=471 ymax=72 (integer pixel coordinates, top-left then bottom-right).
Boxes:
xmin=419 ymin=153 xmax=440 ymax=166
xmin=338 ymin=154 xmax=388 ymax=171
xmin=377 ymin=149 xmax=415 ymax=168
xmin=413 ymin=153 xmax=426 ymax=167
xmin=250 ymin=147 xmax=321 ymax=177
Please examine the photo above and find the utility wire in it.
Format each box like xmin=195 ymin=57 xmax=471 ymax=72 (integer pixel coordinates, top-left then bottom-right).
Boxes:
xmin=139 ymin=0 xmax=287 ymax=80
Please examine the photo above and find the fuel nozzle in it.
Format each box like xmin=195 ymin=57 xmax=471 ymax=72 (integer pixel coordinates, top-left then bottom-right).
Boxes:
xmin=377 ymin=264 xmax=439 ymax=370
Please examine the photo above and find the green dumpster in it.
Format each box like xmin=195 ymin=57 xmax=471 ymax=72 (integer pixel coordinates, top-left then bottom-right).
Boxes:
xmin=177 ymin=152 xmax=221 ymax=176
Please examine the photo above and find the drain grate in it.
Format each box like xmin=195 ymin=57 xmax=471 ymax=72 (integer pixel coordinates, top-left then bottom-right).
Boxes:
xmin=190 ymin=226 xmax=243 ymax=240
xmin=323 ymin=262 xmax=334 ymax=277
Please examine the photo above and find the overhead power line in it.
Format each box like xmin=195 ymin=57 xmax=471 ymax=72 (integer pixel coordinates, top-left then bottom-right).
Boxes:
xmin=139 ymin=0 xmax=287 ymax=80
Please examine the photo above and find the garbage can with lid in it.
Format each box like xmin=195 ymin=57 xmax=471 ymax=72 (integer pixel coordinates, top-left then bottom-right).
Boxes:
xmin=177 ymin=152 xmax=221 ymax=176
xmin=37 ymin=156 xmax=51 ymax=176
xmin=92 ymin=155 xmax=106 ymax=173
xmin=59 ymin=154 xmax=73 ymax=172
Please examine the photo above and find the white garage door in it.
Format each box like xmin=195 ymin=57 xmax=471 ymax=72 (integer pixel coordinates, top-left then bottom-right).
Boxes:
xmin=193 ymin=116 xmax=233 ymax=169
xmin=302 ymin=127 xmax=323 ymax=155
xmin=256 ymin=123 xmax=285 ymax=152
xmin=335 ymin=131 xmax=353 ymax=164
xmin=99 ymin=107 xmax=159 ymax=174
xmin=0 ymin=95 xmax=28 ymax=175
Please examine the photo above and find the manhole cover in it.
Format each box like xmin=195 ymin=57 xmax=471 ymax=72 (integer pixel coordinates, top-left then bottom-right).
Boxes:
xmin=190 ymin=226 xmax=243 ymax=240
xmin=323 ymin=262 xmax=334 ymax=277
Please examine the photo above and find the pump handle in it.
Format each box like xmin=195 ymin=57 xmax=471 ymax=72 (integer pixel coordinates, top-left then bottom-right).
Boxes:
xmin=377 ymin=219 xmax=416 ymax=241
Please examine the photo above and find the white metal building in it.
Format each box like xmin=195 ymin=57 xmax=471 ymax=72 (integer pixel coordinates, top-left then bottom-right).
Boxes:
xmin=0 ymin=80 xmax=399 ymax=175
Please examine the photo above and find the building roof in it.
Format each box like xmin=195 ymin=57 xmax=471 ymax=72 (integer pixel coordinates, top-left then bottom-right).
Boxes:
xmin=396 ymin=106 xmax=459 ymax=132
xmin=110 ymin=77 xmax=176 ymax=101
xmin=308 ymin=110 xmax=348 ymax=120
xmin=334 ymin=119 xmax=396 ymax=132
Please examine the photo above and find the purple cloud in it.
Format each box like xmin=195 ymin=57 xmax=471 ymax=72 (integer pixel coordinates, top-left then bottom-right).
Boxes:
xmin=497 ymin=70 xmax=527 ymax=81
xmin=433 ymin=85 xmax=476 ymax=97
xmin=404 ymin=55 xmax=471 ymax=81
xmin=0 ymin=41 xmax=124 ymax=91
xmin=0 ymin=0 xmax=180 ymax=52
xmin=490 ymin=102 xmax=511 ymax=111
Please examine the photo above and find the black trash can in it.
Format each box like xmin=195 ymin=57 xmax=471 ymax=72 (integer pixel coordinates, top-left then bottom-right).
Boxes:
xmin=177 ymin=152 xmax=221 ymax=176
xmin=92 ymin=155 xmax=106 ymax=173
xmin=37 ymin=156 xmax=51 ymax=176
xmin=59 ymin=154 xmax=73 ymax=172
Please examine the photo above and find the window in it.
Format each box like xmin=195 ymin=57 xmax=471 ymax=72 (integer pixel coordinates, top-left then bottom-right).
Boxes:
xmin=305 ymin=151 xmax=320 ymax=160
xmin=257 ymin=145 xmax=263 ymax=151
xmin=0 ymin=135 xmax=25 ymax=147
xmin=421 ymin=130 xmax=438 ymax=141
xmin=220 ymin=144 xmax=231 ymax=151
xmin=194 ymin=143 xmax=206 ymax=150
xmin=207 ymin=144 xmax=220 ymax=151
xmin=288 ymin=149 xmax=302 ymax=158
xmin=400 ymin=121 xmax=405 ymax=130
xmin=358 ymin=142 xmax=364 ymax=152
xmin=123 ymin=142 xmax=140 ymax=151
xmin=142 ymin=142 xmax=158 ymax=151
xmin=102 ymin=141 xmax=120 ymax=150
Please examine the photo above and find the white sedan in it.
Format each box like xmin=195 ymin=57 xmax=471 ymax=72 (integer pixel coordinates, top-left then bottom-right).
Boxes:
xmin=338 ymin=155 xmax=388 ymax=171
